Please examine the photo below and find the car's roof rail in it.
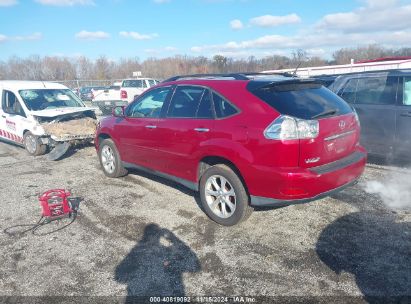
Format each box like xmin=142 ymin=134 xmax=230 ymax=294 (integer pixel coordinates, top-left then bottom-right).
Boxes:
xmin=162 ymin=72 xmax=298 ymax=83
xmin=162 ymin=73 xmax=251 ymax=82
xmin=243 ymin=72 xmax=297 ymax=78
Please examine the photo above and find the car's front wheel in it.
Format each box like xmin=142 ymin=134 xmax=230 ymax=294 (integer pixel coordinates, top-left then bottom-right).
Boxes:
xmin=98 ymin=139 xmax=128 ymax=178
xmin=23 ymin=131 xmax=47 ymax=156
xmin=199 ymin=164 xmax=253 ymax=226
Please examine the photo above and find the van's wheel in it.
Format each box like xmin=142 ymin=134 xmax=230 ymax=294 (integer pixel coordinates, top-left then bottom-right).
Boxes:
xmin=199 ymin=164 xmax=253 ymax=226
xmin=98 ymin=138 xmax=128 ymax=178
xmin=23 ymin=131 xmax=47 ymax=156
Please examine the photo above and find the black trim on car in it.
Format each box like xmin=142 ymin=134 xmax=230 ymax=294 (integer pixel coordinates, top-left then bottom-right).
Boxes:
xmin=309 ymin=151 xmax=367 ymax=175
xmin=250 ymin=178 xmax=359 ymax=207
xmin=122 ymin=161 xmax=198 ymax=191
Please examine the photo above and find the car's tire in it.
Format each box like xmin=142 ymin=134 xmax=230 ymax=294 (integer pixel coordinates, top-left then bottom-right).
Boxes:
xmin=23 ymin=131 xmax=47 ymax=156
xmin=98 ymin=138 xmax=128 ymax=178
xmin=199 ymin=164 xmax=253 ymax=226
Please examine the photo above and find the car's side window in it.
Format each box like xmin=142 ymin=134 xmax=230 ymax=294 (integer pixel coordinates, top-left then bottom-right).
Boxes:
xmin=403 ymin=77 xmax=411 ymax=106
xmin=338 ymin=78 xmax=358 ymax=103
xmin=355 ymin=76 xmax=397 ymax=105
xmin=127 ymin=87 xmax=171 ymax=118
xmin=196 ymin=90 xmax=214 ymax=119
xmin=212 ymin=92 xmax=238 ymax=118
xmin=2 ymin=90 xmax=26 ymax=117
xmin=168 ymin=86 xmax=210 ymax=118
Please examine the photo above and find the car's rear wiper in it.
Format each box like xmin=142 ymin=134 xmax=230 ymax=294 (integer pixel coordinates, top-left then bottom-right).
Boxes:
xmin=312 ymin=109 xmax=337 ymax=119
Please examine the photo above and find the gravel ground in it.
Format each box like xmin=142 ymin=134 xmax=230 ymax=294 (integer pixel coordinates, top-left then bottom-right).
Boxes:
xmin=0 ymin=141 xmax=410 ymax=303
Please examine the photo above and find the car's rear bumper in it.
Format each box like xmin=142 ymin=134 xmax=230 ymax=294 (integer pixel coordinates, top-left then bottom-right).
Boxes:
xmin=249 ymin=148 xmax=367 ymax=207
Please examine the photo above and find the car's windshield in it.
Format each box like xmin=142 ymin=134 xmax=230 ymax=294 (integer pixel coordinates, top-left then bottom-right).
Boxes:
xmin=19 ymin=89 xmax=84 ymax=111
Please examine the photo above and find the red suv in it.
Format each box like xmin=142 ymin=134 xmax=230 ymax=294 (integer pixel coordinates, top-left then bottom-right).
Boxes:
xmin=95 ymin=73 xmax=367 ymax=226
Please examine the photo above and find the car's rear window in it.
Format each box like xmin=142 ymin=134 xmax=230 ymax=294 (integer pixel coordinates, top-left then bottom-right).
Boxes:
xmin=251 ymin=82 xmax=353 ymax=120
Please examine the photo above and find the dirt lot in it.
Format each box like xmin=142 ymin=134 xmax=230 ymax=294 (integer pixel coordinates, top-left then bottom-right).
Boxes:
xmin=0 ymin=141 xmax=410 ymax=303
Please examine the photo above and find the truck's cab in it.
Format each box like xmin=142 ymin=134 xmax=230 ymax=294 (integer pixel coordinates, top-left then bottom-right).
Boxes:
xmin=120 ymin=78 xmax=159 ymax=103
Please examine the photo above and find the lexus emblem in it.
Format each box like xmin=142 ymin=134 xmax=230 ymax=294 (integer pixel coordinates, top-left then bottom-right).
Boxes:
xmin=339 ymin=120 xmax=346 ymax=130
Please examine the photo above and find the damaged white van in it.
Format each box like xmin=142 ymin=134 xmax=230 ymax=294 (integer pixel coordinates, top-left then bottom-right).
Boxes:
xmin=0 ymin=81 xmax=97 ymax=160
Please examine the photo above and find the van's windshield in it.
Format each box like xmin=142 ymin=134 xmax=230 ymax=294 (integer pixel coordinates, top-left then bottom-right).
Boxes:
xmin=19 ymin=89 xmax=84 ymax=111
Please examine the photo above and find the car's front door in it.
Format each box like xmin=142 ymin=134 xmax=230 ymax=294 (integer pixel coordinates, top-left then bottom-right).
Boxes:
xmin=0 ymin=89 xmax=27 ymax=145
xmin=395 ymin=76 xmax=411 ymax=160
xmin=155 ymin=85 xmax=215 ymax=182
xmin=115 ymin=86 xmax=173 ymax=171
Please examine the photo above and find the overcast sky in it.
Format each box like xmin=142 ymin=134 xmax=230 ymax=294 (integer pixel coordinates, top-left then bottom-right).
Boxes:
xmin=0 ymin=0 xmax=410 ymax=60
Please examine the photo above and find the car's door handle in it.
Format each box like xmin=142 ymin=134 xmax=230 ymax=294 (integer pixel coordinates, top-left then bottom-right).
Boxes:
xmin=145 ymin=125 xmax=157 ymax=129
xmin=1 ymin=115 xmax=6 ymax=118
xmin=400 ymin=112 xmax=411 ymax=117
xmin=194 ymin=128 xmax=209 ymax=132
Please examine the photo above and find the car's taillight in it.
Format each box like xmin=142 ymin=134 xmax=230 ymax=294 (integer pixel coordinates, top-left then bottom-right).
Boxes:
xmin=121 ymin=90 xmax=127 ymax=99
xmin=264 ymin=115 xmax=319 ymax=140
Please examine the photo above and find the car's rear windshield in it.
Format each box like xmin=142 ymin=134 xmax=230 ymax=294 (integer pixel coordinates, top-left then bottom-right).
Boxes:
xmin=250 ymin=82 xmax=353 ymax=120
xmin=122 ymin=80 xmax=144 ymax=88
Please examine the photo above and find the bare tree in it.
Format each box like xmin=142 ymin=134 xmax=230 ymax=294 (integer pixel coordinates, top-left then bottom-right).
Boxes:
xmin=0 ymin=44 xmax=409 ymax=82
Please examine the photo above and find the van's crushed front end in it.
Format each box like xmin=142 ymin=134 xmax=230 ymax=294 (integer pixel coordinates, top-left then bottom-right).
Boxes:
xmin=32 ymin=108 xmax=97 ymax=160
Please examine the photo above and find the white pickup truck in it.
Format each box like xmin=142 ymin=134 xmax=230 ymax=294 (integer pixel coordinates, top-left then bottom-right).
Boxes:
xmin=91 ymin=79 xmax=159 ymax=114
xmin=91 ymin=82 xmax=122 ymax=102
xmin=119 ymin=78 xmax=160 ymax=103
xmin=0 ymin=81 xmax=97 ymax=160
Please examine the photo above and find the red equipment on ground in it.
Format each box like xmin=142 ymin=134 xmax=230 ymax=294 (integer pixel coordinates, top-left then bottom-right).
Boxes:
xmin=39 ymin=189 xmax=74 ymax=221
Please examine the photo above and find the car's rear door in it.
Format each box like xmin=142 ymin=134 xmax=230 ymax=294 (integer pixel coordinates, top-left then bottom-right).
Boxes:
xmin=336 ymin=75 xmax=398 ymax=158
xmin=155 ymin=85 xmax=215 ymax=181
xmin=115 ymin=86 xmax=173 ymax=171
xmin=395 ymin=76 xmax=411 ymax=160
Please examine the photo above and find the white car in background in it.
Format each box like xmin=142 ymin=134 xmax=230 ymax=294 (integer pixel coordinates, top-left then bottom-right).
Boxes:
xmin=0 ymin=81 xmax=97 ymax=160
xmin=91 ymin=82 xmax=122 ymax=102
xmin=120 ymin=78 xmax=159 ymax=103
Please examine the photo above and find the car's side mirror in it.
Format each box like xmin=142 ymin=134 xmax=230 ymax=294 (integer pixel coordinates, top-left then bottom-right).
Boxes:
xmin=113 ymin=106 xmax=125 ymax=117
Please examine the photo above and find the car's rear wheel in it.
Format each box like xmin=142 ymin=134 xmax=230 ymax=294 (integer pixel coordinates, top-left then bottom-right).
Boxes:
xmin=23 ymin=131 xmax=47 ymax=156
xmin=98 ymin=139 xmax=127 ymax=178
xmin=199 ymin=164 xmax=253 ymax=226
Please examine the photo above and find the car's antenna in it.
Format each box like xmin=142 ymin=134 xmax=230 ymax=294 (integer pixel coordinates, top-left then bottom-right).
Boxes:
xmin=39 ymin=76 xmax=46 ymax=88
xmin=292 ymin=61 xmax=302 ymax=77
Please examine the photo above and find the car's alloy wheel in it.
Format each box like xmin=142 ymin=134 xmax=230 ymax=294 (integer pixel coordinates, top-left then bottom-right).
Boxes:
xmin=205 ymin=175 xmax=237 ymax=219
xmin=101 ymin=145 xmax=116 ymax=174
xmin=23 ymin=131 xmax=47 ymax=156
xmin=98 ymin=139 xmax=127 ymax=178
xmin=200 ymin=164 xmax=253 ymax=226
xmin=24 ymin=133 xmax=37 ymax=155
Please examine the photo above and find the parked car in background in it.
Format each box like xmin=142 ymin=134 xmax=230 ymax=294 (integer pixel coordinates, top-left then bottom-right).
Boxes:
xmin=0 ymin=81 xmax=97 ymax=160
xmin=311 ymin=75 xmax=339 ymax=88
xmin=120 ymin=78 xmax=160 ymax=103
xmin=95 ymin=73 xmax=366 ymax=226
xmin=79 ymin=86 xmax=105 ymax=101
xmin=331 ymin=69 xmax=411 ymax=162
xmin=92 ymin=82 xmax=122 ymax=102
xmin=91 ymin=82 xmax=128 ymax=116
